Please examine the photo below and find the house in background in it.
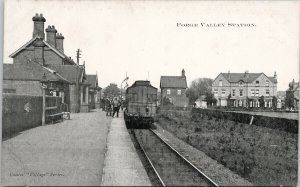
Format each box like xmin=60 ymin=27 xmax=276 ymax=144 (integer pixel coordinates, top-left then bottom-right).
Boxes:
xmin=194 ymin=95 xmax=207 ymax=108
xmin=86 ymin=73 xmax=102 ymax=109
xmin=3 ymin=13 xmax=94 ymax=113
xmin=276 ymin=91 xmax=286 ymax=109
xmin=212 ymin=71 xmax=277 ymax=107
xmin=160 ymin=69 xmax=189 ymax=108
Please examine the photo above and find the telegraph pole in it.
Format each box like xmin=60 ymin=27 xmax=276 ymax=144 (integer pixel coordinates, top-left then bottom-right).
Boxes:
xmin=76 ymin=49 xmax=82 ymax=65
xmin=75 ymin=49 xmax=82 ymax=112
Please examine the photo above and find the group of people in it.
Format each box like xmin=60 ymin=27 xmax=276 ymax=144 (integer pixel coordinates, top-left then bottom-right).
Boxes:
xmin=105 ymin=97 xmax=122 ymax=118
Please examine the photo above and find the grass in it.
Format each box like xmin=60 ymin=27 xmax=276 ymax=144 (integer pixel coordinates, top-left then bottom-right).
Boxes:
xmin=155 ymin=110 xmax=298 ymax=186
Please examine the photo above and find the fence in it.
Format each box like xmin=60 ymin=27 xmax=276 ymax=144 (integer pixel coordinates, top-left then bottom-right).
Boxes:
xmin=192 ymin=108 xmax=298 ymax=134
xmin=2 ymin=94 xmax=61 ymax=138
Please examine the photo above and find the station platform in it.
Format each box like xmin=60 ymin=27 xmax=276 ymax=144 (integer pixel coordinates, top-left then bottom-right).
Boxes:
xmin=101 ymin=113 xmax=152 ymax=186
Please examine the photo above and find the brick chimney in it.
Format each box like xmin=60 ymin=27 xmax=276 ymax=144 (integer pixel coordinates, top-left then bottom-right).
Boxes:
xmin=56 ymin=33 xmax=64 ymax=53
xmin=33 ymin=38 xmax=45 ymax=65
xmin=32 ymin=13 xmax=46 ymax=39
xmin=46 ymin=25 xmax=57 ymax=48
xmin=181 ymin=69 xmax=185 ymax=77
xmin=228 ymin=70 xmax=231 ymax=79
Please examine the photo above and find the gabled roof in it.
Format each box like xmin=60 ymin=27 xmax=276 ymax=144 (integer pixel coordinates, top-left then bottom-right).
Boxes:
xmin=219 ymin=73 xmax=277 ymax=83
xmin=3 ymin=61 xmax=71 ymax=84
xmin=47 ymin=64 xmax=84 ymax=84
xmin=9 ymin=36 xmax=77 ymax=65
xmin=86 ymin=74 xmax=98 ymax=88
xmin=160 ymin=76 xmax=187 ymax=88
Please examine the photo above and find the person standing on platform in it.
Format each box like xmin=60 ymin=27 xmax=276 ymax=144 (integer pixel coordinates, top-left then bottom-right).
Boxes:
xmin=112 ymin=97 xmax=120 ymax=118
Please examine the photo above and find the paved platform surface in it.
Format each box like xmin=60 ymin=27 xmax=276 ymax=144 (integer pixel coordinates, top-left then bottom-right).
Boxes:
xmin=1 ymin=109 xmax=111 ymax=186
xmin=101 ymin=113 xmax=152 ymax=186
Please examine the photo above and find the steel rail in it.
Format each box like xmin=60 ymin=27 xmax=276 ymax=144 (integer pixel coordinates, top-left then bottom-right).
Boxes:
xmin=131 ymin=129 xmax=166 ymax=186
xmin=150 ymin=129 xmax=219 ymax=187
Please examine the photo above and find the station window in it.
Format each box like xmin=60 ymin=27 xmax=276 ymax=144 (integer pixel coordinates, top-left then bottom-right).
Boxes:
xmin=232 ymin=89 xmax=235 ymax=97
xmin=167 ymin=89 xmax=171 ymax=95
xmin=266 ymin=80 xmax=269 ymax=87
xmin=219 ymin=80 xmax=223 ymax=86
xmin=255 ymin=89 xmax=259 ymax=96
xmin=251 ymin=89 xmax=255 ymax=97
xmin=256 ymin=81 xmax=259 ymax=87
xmin=266 ymin=89 xmax=270 ymax=96
xmin=177 ymin=90 xmax=181 ymax=95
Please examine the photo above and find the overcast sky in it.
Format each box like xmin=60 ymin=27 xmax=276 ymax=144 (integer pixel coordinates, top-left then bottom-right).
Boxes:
xmin=3 ymin=0 xmax=299 ymax=91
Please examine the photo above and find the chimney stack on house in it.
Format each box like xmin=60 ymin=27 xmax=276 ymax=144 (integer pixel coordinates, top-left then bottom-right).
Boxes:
xmin=33 ymin=38 xmax=45 ymax=65
xmin=274 ymin=71 xmax=277 ymax=79
xmin=56 ymin=33 xmax=64 ymax=53
xmin=244 ymin=70 xmax=249 ymax=79
xmin=32 ymin=13 xmax=46 ymax=39
xmin=228 ymin=70 xmax=231 ymax=79
xmin=46 ymin=25 xmax=57 ymax=48
xmin=181 ymin=69 xmax=185 ymax=77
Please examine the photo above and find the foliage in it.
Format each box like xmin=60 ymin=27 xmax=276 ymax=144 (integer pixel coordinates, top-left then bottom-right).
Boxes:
xmin=258 ymin=96 xmax=265 ymax=108
xmin=103 ymin=83 xmax=120 ymax=98
xmin=162 ymin=97 xmax=173 ymax=106
xmin=285 ymin=91 xmax=294 ymax=109
xmin=272 ymin=96 xmax=277 ymax=110
xmin=186 ymin=78 xmax=214 ymax=104
xmin=205 ymin=91 xmax=217 ymax=106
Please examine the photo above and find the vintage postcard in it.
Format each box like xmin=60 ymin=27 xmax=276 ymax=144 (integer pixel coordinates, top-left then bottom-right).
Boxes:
xmin=1 ymin=0 xmax=299 ymax=186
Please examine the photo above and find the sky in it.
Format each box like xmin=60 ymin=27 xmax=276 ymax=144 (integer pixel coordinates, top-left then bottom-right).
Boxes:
xmin=3 ymin=0 xmax=299 ymax=91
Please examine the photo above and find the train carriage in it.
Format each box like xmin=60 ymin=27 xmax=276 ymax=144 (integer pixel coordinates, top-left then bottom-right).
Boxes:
xmin=124 ymin=80 xmax=157 ymax=128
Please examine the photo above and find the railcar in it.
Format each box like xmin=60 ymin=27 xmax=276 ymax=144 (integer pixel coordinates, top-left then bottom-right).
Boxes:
xmin=124 ymin=80 xmax=157 ymax=128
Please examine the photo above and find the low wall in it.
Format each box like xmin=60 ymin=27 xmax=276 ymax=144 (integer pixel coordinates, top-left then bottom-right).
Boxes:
xmin=192 ymin=108 xmax=298 ymax=134
xmin=2 ymin=94 xmax=61 ymax=138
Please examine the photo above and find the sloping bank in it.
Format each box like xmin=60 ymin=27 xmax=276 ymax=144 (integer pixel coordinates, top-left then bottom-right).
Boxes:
xmin=155 ymin=109 xmax=298 ymax=186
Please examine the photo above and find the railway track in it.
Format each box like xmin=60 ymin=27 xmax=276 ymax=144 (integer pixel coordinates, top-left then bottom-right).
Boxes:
xmin=131 ymin=128 xmax=219 ymax=186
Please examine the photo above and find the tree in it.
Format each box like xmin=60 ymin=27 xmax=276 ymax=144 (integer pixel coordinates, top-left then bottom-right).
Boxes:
xmin=285 ymin=91 xmax=294 ymax=109
xmin=103 ymin=83 xmax=120 ymax=98
xmin=186 ymin=78 xmax=214 ymax=104
xmin=272 ymin=96 xmax=277 ymax=110
xmin=205 ymin=91 xmax=217 ymax=107
xmin=258 ymin=96 xmax=265 ymax=108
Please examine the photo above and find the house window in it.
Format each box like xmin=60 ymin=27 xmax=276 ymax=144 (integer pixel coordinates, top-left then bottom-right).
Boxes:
xmin=239 ymin=89 xmax=243 ymax=97
xmin=256 ymin=81 xmax=259 ymax=87
xmin=219 ymin=80 xmax=223 ymax=86
xmin=214 ymin=89 xmax=218 ymax=96
xmin=177 ymin=90 xmax=181 ymax=95
xmin=266 ymin=89 xmax=270 ymax=97
xmin=266 ymin=80 xmax=269 ymax=87
xmin=255 ymin=89 xmax=259 ymax=96
xmin=221 ymin=89 xmax=225 ymax=97
xmin=167 ymin=89 xmax=171 ymax=95
xmin=232 ymin=89 xmax=235 ymax=97
xmin=251 ymin=89 xmax=255 ymax=97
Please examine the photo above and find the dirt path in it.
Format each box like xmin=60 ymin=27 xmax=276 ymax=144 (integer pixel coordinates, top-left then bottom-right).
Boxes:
xmin=1 ymin=109 xmax=112 ymax=186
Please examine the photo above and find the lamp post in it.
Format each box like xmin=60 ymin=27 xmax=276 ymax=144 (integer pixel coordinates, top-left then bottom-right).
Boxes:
xmin=40 ymin=73 xmax=48 ymax=126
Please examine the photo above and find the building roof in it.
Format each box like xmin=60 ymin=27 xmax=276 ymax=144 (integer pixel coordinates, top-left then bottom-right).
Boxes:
xmin=220 ymin=73 xmax=277 ymax=83
xmin=3 ymin=61 xmax=71 ymax=83
xmin=9 ymin=36 xmax=77 ymax=65
xmin=86 ymin=74 xmax=98 ymax=88
xmin=276 ymin=91 xmax=286 ymax=97
xmin=47 ymin=64 xmax=84 ymax=84
xmin=160 ymin=76 xmax=188 ymax=88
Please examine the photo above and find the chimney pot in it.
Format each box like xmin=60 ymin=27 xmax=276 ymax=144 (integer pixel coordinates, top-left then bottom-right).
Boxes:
xmin=32 ymin=13 xmax=46 ymax=39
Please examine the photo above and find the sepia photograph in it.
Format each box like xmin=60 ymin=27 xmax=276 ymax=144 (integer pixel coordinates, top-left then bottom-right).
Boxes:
xmin=1 ymin=0 xmax=299 ymax=186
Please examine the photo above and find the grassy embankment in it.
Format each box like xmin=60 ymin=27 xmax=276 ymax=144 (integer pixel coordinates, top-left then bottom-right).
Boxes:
xmin=155 ymin=110 xmax=298 ymax=186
